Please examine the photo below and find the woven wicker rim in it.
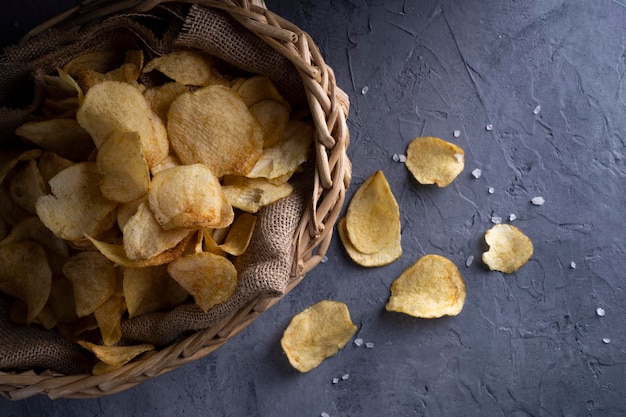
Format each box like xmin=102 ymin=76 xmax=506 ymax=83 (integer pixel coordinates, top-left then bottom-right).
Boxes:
xmin=0 ymin=0 xmax=350 ymax=400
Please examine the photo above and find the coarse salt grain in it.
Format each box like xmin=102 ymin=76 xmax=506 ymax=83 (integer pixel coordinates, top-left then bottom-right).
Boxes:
xmin=488 ymin=187 xmax=495 ymax=194
xmin=596 ymin=307 xmax=605 ymax=317
xmin=365 ymin=342 xmax=375 ymax=349
xmin=320 ymin=256 xmax=328 ymax=264
xmin=342 ymin=373 xmax=350 ymax=380
xmin=321 ymin=412 xmax=330 ymax=417
xmin=361 ymin=86 xmax=369 ymax=95
xmin=354 ymin=338 xmax=364 ymax=347
xmin=466 ymin=255 xmax=475 ymax=267
xmin=392 ymin=153 xmax=400 ymax=162
xmin=491 ymin=216 xmax=502 ymax=224
xmin=509 ymin=213 xmax=517 ymax=222
xmin=570 ymin=261 xmax=576 ymax=269
xmin=453 ymin=130 xmax=461 ymax=138
xmin=533 ymin=104 xmax=541 ymax=115
xmin=472 ymin=168 xmax=482 ymax=179
xmin=531 ymin=196 xmax=545 ymax=206
xmin=398 ymin=154 xmax=406 ymax=163
xmin=486 ymin=124 xmax=493 ymax=131
xmin=332 ymin=377 xmax=339 ymax=384
xmin=603 ymin=338 xmax=611 ymax=344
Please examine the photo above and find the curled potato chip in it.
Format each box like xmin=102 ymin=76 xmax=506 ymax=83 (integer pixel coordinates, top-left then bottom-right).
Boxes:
xmin=345 ymin=170 xmax=400 ymax=255
xmin=482 ymin=224 xmax=533 ymax=273
xmin=338 ymin=218 xmax=401 ymax=267
xmin=37 ymin=151 xmax=74 ymax=188
xmin=0 ymin=149 xmax=42 ymax=185
xmin=116 ymin=197 xmax=145 ymax=231
xmin=9 ymin=300 xmax=58 ymax=329
xmin=167 ymin=252 xmax=238 ymax=312
xmin=35 ymin=162 xmax=117 ymax=241
xmin=167 ymin=85 xmax=263 ymax=177
xmin=15 ymin=118 xmax=94 ymax=161
xmin=143 ymin=50 xmax=227 ymax=87
xmin=62 ymin=50 xmax=124 ymax=78
xmin=219 ymin=213 xmax=257 ymax=256
xmin=234 ymin=75 xmax=285 ymax=107
xmin=6 ymin=159 xmax=47 ymax=214
xmin=405 ymin=136 xmax=464 ymax=187
xmin=143 ymin=82 xmax=188 ymax=122
xmin=148 ymin=164 xmax=233 ymax=230
xmin=76 ymin=81 xmax=168 ymax=167
xmin=385 ymin=254 xmax=466 ymax=318
xmin=221 ymin=176 xmax=293 ymax=213
xmin=249 ymin=99 xmax=291 ymax=148
xmin=96 ymin=131 xmax=150 ymax=203
xmin=0 ymin=241 xmax=52 ymax=323
xmin=94 ymin=295 xmax=126 ymax=346
xmin=78 ymin=341 xmax=154 ymax=367
xmin=123 ymin=201 xmax=192 ymax=261
xmin=123 ymin=265 xmax=188 ymax=318
xmin=280 ymin=300 xmax=357 ymax=373
xmin=63 ymin=251 xmax=118 ymax=317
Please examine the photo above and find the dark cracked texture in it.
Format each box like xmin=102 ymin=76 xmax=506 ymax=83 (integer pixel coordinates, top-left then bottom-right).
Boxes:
xmin=1 ymin=0 xmax=625 ymax=416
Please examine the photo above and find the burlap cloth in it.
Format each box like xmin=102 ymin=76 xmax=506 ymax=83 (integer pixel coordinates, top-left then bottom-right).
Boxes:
xmin=0 ymin=3 xmax=310 ymax=374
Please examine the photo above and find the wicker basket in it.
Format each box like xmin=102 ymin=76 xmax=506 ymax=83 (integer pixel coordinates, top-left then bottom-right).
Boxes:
xmin=0 ymin=0 xmax=350 ymax=400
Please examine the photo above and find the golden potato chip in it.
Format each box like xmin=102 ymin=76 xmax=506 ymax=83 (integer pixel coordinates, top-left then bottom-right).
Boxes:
xmin=123 ymin=265 xmax=189 ymax=318
xmin=96 ymin=131 xmax=150 ymax=203
xmin=9 ymin=300 xmax=57 ymax=330
xmin=47 ymin=276 xmax=79 ymax=323
xmin=167 ymin=252 xmax=238 ymax=312
xmin=219 ymin=213 xmax=256 ymax=256
xmin=245 ymin=120 xmax=314 ymax=181
xmin=280 ymin=300 xmax=357 ymax=373
xmin=221 ymin=176 xmax=293 ymax=213
xmin=15 ymin=118 xmax=94 ymax=161
xmin=63 ymin=251 xmax=118 ymax=317
xmin=77 ymin=341 xmax=154 ymax=367
xmin=143 ymin=82 xmax=188 ymax=122
xmin=345 ymin=170 xmax=400 ymax=255
xmin=0 ymin=149 xmax=42 ymax=185
xmin=202 ymin=229 xmax=227 ymax=257
xmin=249 ymin=99 xmax=291 ymax=148
xmin=167 ymin=85 xmax=264 ymax=177
xmin=76 ymin=81 xmax=169 ymax=167
xmin=143 ymin=50 xmax=227 ymax=87
xmin=405 ymin=136 xmax=464 ymax=187
xmin=149 ymin=153 xmax=182 ymax=176
xmin=116 ymin=197 xmax=145 ymax=231
xmin=5 ymin=159 xmax=47 ymax=214
xmin=35 ymin=162 xmax=118 ymax=241
xmin=0 ymin=216 xmax=70 ymax=274
xmin=62 ymin=50 xmax=124 ymax=78
xmin=0 ymin=241 xmax=52 ymax=323
xmin=37 ymin=151 xmax=74 ymax=188
xmin=148 ymin=164 xmax=233 ymax=230
xmin=123 ymin=201 xmax=193 ymax=261
xmin=385 ymin=254 xmax=466 ymax=318
xmin=338 ymin=218 xmax=401 ymax=267
xmin=76 ymin=61 xmax=142 ymax=92
xmin=94 ymin=295 xmax=126 ymax=346
xmin=482 ymin=224 xmax=533 ymax=273
xmin=92 ymin=360 xmax=122 ymax=375
xmin=234 ymin=75 xmax=285 ymax=107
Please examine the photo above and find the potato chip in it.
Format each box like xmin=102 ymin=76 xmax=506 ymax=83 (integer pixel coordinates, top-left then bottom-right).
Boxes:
xmin=245 ymin=120 xmax=314 ymax=181
xmin=167 ymin=85 xmax=264 ymax=177
xmin=94 ymin=295 xmax=126 ymax=346
xmin=123 ymin=264 xmax=189 ymax=318
xmin=405 ymin=136 xmax=464 ymax=187
xmin=35 ymin=161 xmax=118 ymax=241
xmin=76 ymin=61 xmax=142 ymax=92
xmin=116 ymin=197 xmax=145 ymax=231
xmin=143 ymin=50 xmax=227 ymax=87
xmin=201 ymin=229 xmax=227 ymax=257
xmin=15 ymin=118 xmax=94 ymax=161
xmin=96 ymin=130 xmax=150 ymax=203
xmin=0 ymin=149 xmax=42 ymax=185
xmin=76 ymin=81 xmax=169 ymax=167
xmin=148 ymin=164 xmax=233 ymax=230
xmin=77 ymin=341 xmax=154 ymax=367
xmin=123 ymin=201 xmax=192 ymax=261
xmin=345 ymin=170 xmax=400 ymax=255
xmin=149 ymin=153 xmax=182 ymax=176
xmin=234 ymin=75 xmax=285 ymax=107
xmin=385 ymin=254 xmax=466 ymax=318
xmin=280 ymin=300 xmax=357 ymax=373
xmin=219 ymin=213 xmax=256 ymax=256
xmin=62 ymin=251 xmax=118 ymax=317
xmin=47 ymin=276 xmax=79 ymax=323
xmin=482 ymin=224 xmax=533 ymax=273
xmin=221 ymin=176 xmax=293 ymax=213
xmin=143 ymin=82 xmax=188 ymax=122
xmin=6 ymin=159 xmax=47 ymax=214
xmin=249 ymin=99 xmax=291 ymax=148
xmin=167 ymin=252 xmax=238 ymax=312
xmin=9 ymin=300 xmax=57 ymax=330
xmin=0 ymin=185 xmax=31 ymax=227
xmin=0 ymin=241 xmax=52 ymax=323
xmin=62 ymin=50 xmax=124 ymax=78
xmin=338 ymin=218 xmax=401 ymax=267
xmin=37 ymin=151 xmax=74 ymax=188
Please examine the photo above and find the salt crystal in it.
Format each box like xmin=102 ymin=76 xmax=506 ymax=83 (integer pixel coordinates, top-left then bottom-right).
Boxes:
xmin=486 ymin=124 xmax=493 ymax=131
xmin=365 ymin=342 xmax=375 ymax=349
xmin=454 ymin=153 xmax=463 ymax=163
xmin=398 ymin=154 xmax=406 ymax=163
xmin=531 ymin=196 xmax=545 ymax=206
xmin=392 ymin=153 xmax=400 ymax=162
xmin=453 ymin=130 xmax=461 ymax=138
xmin=341 ymin=373 xmax=350 ymax=380
xmin=570 ymin=261 xmax=576 ymax=269
xmin=471 ymin=168 xmax=482 ymax=179
xmin=320 ymin=256 xmax=328 ymax=264
xmin=361 ymin=86 xmax=369 ymax=95
xmin=321 ymin=413 xmax=330 ymax=417
xmin=509 ymin=213 xmax=517 ymax=222
xmin=603 ymin=338 xmax=611 ymax=344
xmin=354 ymin=338 xmax=364 ymax=347
xmin=596 ymin=307 xmax=605 ymax=317
xmin=491 ymin=216 xmax=502 ymax=224
xmin=465 ymin=255 xmax=475 ymax=267
xmin=533 ymin=104 xmax=541 ymax=115
xmin=332 ymin=377 xmax=339 ymax=384
xmin=488 ymin=187 xmax=495 ymax=194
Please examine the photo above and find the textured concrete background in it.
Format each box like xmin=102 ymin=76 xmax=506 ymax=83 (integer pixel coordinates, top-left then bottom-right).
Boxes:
xmin=2 ymin=0 xmax=626 ymax=416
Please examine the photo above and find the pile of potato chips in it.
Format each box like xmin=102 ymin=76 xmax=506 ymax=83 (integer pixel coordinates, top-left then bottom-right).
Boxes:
xmin=0 ymin=48 xmax=315 ymax=372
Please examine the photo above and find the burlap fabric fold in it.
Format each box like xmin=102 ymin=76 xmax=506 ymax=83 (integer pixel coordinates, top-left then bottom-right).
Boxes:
xmin=0 ymin=3 xmax=308 ymax=373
